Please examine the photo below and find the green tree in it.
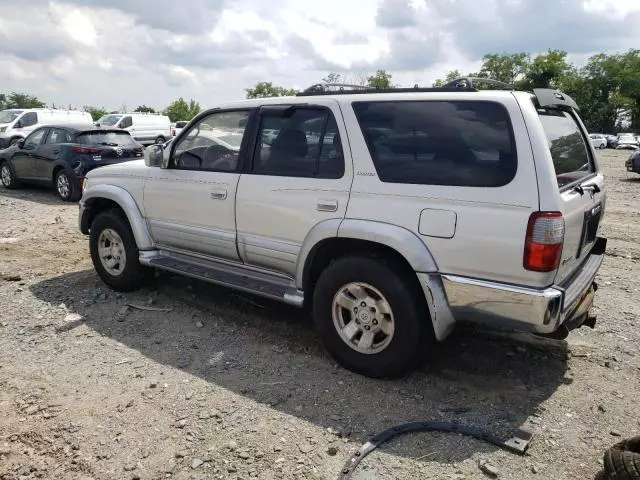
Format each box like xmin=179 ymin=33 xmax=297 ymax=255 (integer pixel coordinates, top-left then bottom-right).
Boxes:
xmin=134 ymin=105 xmax=156 ymax=113
xmin=83 ymin=106 xmax=108 ymax=121
xmin=1 ymin=92 xmax=46 ymax=109
xmin=479 ymin=53 xmax=530 ymax=87
xmin=432 ymin=70 xmax=463 ymax=87
xmin=522 ymin=50 xmax=572 ymax=90
xmin=367 ymin=69 xmax=393 ymax=89
xmin=245 ymin=82 xmax=297 ymax=99
xmin=163 ymin=98 xmax=201 ymax=122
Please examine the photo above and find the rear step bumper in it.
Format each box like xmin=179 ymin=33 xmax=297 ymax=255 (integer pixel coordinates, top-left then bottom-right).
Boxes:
xmin=441 ymin=237 xmax=606 ymax=335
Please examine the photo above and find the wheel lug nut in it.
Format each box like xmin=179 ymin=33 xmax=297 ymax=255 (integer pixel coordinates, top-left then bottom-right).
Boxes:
xmin=354 ymin=307 xmax=358 ymax=313
xmin=364 ymin=325 xmax=371 ymax=330
xmin=373 ymin=320 xmax=378 ymax=325
xmin=360 ymin=302 xmax=366 ymax=307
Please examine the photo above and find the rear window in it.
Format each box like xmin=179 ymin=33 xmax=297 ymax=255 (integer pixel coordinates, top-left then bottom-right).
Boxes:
xmin=77 ymin=131 xmax=135 ymax=146
xmin=538 ymin=109 xmax=594 ymax=189
xmin=352 ymin=101 xmax=517 ymax=187
xmin=96 ymin=115 xmax=122 ymax=126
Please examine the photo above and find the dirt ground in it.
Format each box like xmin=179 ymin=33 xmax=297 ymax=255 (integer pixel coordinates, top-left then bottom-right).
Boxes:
xmin=1 ymin=150 xmax=639 ymax=480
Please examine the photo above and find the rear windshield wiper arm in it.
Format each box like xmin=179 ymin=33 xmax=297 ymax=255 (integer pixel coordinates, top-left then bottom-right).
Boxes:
xmin=573 ymin=183 xmax=601 ymax=196
xmin=98 ymin=142 xmax=119 ymax=147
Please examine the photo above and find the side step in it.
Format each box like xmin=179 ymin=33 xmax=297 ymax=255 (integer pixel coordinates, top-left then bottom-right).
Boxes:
xmin=139 ymin=251 xmax=304 ymax=307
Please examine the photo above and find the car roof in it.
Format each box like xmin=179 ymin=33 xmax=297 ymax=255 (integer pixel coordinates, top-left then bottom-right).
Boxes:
xmin=41 ymin=124 xmax=129 ymax=133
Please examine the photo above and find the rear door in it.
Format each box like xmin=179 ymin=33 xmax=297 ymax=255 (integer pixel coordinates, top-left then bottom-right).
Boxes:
xmin=537 ymin=108 xmax=605 ymax=284
xmin=33 ymin=128 xmax=71 ymax=181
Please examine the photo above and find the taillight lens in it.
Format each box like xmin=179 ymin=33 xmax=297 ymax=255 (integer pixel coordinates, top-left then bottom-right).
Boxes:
xmin=134 ymin=146 xmax=143 ymax=153
xmin=524 ymin=212 xmax=564 ymax=272
xmin=72 ymin=146 xmax=101 ymax=155
xmin=171 ymin=129 xmax=176 ymax=136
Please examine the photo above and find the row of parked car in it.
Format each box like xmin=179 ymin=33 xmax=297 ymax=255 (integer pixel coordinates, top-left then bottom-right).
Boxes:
xmin=589 ymin=132 xmax=640 ymax=150
xmin=0 ymin=108 xmax=188 ymax=200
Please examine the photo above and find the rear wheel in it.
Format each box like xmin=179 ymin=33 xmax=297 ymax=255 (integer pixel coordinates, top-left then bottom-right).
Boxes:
xmin=89 ymin=210 xmax=151 ymax=292
xmin=599 ymin=143 xmax=606 ymax=149
xmin=154 ymin=136 xmax=165 ymax=145
xmin=55 ymin=169 xmax=80 ymax=202
xmin=0 ymin=161 xmax=20 ymax=189
xmin=312 ymin=256 xmax=431 ymax=378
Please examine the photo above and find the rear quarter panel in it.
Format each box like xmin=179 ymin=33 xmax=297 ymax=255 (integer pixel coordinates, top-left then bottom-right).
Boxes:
xmin=341 ymin=92 xmax=550 ymax=288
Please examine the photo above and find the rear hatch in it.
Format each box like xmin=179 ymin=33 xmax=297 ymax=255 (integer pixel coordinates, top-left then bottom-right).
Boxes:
xmin=76 ymin=130 xmax=143 ymax=163
xmin=536 ymin=105 xmax=606 ymax=284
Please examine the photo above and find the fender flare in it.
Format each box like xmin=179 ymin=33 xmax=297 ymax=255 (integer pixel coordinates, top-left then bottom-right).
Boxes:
xmin=295 ymin=219 xmax=439 ymax=290
xmin=82 ymin=184 xmax=153 ymax=250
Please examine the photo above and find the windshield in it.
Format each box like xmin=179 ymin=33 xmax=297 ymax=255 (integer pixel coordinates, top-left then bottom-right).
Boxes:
xmin=0 ymin=110 xmax=24 ymax=124
xmin=77 ymin=131 xmax=135 ymax=146
xmin=538 ymin=108 xmax=594 ymax=189
xmin=96 ymin=115 xmax=122 ymax=126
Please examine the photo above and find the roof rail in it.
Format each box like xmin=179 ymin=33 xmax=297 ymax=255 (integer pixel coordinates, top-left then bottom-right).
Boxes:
xmin=297 ymin=82 xmax=477 ymax=97
xmin=442 ymin=77 xmax=513 ymax=90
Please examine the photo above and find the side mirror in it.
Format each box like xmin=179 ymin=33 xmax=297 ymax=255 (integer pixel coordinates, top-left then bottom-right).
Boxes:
xmin=144 ymin=144 xmax=168 ymax=168
xmin=14 ymin=121 xmax=22 ymax=129
xmin=16 ymin=139 xmax=25 ymax=149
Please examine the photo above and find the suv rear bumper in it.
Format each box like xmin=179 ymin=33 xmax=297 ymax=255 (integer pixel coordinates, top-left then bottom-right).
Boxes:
xmin=440 ymin=237 xmax=606 ymax=334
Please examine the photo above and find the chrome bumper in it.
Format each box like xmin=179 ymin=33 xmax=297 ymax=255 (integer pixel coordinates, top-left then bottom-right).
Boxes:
xmin=440 ymin=238 xmax=605 ymax=334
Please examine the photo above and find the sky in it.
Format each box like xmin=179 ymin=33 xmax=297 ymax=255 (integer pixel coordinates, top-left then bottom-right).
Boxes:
xmin=0 ymin=0 xmax=639 ymax=112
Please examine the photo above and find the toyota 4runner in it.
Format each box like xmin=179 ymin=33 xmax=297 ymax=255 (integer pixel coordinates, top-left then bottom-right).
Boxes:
xmin=79 ymin=81 xmax=607 ymax=378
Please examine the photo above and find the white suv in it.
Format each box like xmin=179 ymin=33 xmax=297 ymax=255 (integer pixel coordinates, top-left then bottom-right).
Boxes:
xmin=79 ymin=83 xmax=606 ymax=378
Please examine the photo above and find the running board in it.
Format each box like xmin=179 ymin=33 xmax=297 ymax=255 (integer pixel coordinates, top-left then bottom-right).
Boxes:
xmin=139 ymin=251 xmax=304 ymax=307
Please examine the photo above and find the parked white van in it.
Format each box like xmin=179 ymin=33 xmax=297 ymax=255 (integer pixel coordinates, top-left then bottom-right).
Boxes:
xmin=0 ymin=108 xmax=93 ymax=149
xmin=96 ymin=113 xmax=171 ymax=146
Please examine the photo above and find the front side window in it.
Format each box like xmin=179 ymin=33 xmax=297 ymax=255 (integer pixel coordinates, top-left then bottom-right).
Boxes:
xmin=97 ymin=115 xmax=122 ymax=126
xmin=253 ymin=107 xmax=344 ymax=178
xmin=172 ymin=110 xmax=249 ymax=172
xmin=20 ymin=112 xmax=38 ymax=128
xmin=538 ymin=109 xmax=594 ymax=189
xmin=353 ymin=101 xmax=516 ymax=187
xmin=119 ymin=116 xmax=133 ymax=128
xmin=23 ymin=129 xmax=46 ymax=150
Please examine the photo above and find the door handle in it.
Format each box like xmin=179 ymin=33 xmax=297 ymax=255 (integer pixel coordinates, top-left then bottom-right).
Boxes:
xmin=317 ymin=199 xmax=338 ymax=212
xmin=210 ymin=189 xmax=228 ymax=200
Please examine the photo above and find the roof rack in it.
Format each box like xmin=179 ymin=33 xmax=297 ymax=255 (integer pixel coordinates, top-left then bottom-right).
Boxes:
xmin=442 ymin=77 xmax=513 ymax=90
xmin=297 ymin=82 xmax=477 ymax=97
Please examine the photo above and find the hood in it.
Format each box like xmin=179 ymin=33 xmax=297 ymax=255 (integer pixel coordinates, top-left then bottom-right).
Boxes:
xmin=86 ymin=159 xmax=148 ymax=179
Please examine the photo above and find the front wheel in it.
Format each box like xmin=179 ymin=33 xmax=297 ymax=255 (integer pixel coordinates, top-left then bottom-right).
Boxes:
xmin=89 ymin=210 xmax=151 ymax=292
xmin=55 ymin=170 xmax=80 ymax=202
xmin=154 ymin=136 xmax=165 ymax=145
xmin=599 ymin=143 xmax=606 ymax=149
xmin=312 ymin=256 xmax=431 ymax=378
xmin=0 ymin=161 xmax=20 ymax=189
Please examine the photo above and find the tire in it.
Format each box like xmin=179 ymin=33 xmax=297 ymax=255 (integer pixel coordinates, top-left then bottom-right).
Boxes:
xmin=599 ymin=143 xmax=606 ymax=149
xmin=54 ymin=169 xmax=81 ymax=202
xmin=604 ymin=436 xmax=640 ymax=480
xmin=89 ymin=209 xmax=151 ymax=292
xmin=154 ymin=136 xmax=165 ymax=145
xmin=312 ymin=255 xmax=432 ymax=378
xmin=0 ymin=161 xmax=20 ymax=189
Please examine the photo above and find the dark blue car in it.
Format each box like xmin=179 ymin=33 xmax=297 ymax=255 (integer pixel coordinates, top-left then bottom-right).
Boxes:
xmin=0 ymin=124 xmax=143 ymax=201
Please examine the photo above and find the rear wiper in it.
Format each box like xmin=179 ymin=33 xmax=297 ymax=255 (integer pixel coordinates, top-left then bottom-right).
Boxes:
xmin=98 ymin=142 xmax=119 ymax=147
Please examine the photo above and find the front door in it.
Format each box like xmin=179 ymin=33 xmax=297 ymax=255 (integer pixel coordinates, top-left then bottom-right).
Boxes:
xmin=235 ymin=100 xmax=352 ymax=276
xmin=10 ymin=127 xmax=48 ymax=180
xmin=143 ymin=109 xmax=252 ymax=261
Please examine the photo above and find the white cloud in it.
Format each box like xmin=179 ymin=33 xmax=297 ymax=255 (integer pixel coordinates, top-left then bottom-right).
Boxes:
xmin=0 ymin=0 xmax=638 ymax=112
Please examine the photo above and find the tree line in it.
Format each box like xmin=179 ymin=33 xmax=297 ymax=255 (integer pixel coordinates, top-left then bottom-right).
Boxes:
xmin=0 ymin=94 xmax=202 ymax=123
xmin=3 ymin=49 xmax=638 ymax=133
xmin=245 ymin=49 xmax=640 ymax=133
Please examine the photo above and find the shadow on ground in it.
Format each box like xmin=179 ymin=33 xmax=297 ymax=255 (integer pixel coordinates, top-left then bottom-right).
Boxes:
xmin=0 ymin=184 xmax=67 ymax=205
xmin=30 ymin=269 xmax=568 ymax=464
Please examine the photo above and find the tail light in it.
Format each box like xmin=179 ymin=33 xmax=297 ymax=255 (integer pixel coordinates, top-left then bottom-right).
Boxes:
xmin=134 ymin=146 xmax=144 ymax=153
xmin=524 ymin=212 xmax=564 ymax=272
xmin=171 ymin=129 xmax=176 ymax=136
xmin=72 ymin=146 xmax=101 ymax=154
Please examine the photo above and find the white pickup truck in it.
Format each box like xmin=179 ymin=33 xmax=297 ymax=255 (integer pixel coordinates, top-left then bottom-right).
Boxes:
xmin=79 ymin=82 xmax=606 ymax=378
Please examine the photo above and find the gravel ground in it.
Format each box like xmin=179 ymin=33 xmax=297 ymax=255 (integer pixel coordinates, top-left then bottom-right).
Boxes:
xmin=0 ymin=150 xmax=639 ymax=480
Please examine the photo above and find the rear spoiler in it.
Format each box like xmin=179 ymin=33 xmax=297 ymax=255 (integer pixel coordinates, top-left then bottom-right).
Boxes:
xmin=534 ymin=88 xmax=580 ymax=112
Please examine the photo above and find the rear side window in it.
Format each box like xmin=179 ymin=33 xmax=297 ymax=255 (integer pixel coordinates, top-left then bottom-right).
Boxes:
xmin=538 ymin=109 xmax=594 ymax=189
xmin=77 ymin=132 xmax=135 ymax=146
xmin=352 ymin=101 xmax=516 ymax=187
